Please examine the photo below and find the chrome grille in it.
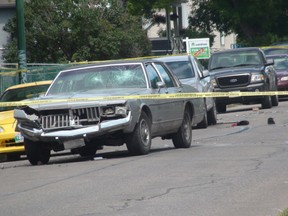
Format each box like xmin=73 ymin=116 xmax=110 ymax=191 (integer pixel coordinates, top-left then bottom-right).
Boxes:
xmin=40 ymin=107 xmax=100 ymax=129
xmin=217 ymin=74 xmax=250 ymax=88
xmin=41 ymin=114 xmax=71 ymax=129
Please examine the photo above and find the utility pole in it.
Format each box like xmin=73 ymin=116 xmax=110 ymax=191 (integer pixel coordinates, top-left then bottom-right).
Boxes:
xmin=16 ymin=0 xmax=27 ymax=83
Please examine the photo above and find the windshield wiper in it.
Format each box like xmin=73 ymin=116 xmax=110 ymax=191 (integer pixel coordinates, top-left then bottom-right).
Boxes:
xmin=210 ymin=66 xmax=227 ymax=70
xmin=233 ymin=63 xmax=259 ymax=67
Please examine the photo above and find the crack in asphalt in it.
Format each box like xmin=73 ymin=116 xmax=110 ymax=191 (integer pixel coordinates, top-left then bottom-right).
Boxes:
xmin=1 ymin=155 xmax=150 ymax=197
xmin=110 ymin=175 xmax=226 ymax=212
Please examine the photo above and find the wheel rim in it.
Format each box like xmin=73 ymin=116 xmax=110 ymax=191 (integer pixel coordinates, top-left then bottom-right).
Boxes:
xmin=140 ymin=119 xmax=150 ymax=146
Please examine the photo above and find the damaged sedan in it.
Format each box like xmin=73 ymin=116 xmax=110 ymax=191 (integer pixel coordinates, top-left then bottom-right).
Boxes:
xmin=14 ymin=60 xmax=205 ymax=165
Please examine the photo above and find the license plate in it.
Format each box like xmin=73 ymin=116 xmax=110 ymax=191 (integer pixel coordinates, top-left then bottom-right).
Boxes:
xmin=63 ymin=139 xmax=85 ymax=150
xmin=15 ymin=133 xmax=24 ymax=143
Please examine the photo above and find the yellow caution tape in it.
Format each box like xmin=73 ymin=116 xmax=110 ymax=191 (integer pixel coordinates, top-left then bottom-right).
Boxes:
xmin=1 ymin=91 xmax=288 ymax=107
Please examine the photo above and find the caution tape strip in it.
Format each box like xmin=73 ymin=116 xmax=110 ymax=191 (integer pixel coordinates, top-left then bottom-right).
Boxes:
xmin=1 ymin=91 xmax=288 ymax=107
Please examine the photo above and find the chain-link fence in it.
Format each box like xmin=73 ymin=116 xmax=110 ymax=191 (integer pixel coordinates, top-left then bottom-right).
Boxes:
xmin=0 ymin=63 xmax=72 ymax=94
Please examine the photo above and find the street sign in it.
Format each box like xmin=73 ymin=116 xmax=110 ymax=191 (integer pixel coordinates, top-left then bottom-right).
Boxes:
xmin=184 ymin=37 xmax=210 ymax=59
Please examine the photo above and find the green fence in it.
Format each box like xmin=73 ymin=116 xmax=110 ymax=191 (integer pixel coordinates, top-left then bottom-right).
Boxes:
xmin=0 ymin=63 xmax=72 ymax=94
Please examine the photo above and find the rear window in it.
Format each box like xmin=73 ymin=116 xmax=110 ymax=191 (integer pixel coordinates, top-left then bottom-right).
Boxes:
xmin=165 ymin=61 xmax=195 ymax=79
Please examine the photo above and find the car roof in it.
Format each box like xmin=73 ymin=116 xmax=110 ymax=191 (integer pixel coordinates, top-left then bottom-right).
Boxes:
xmin=211 ymin=47 xmax=262 ymax=55
xmin=6 ymin=80 xmax=52 ymax=91
xmin=266 ymin=54 xmax=288 ymax=58
xmin=60 ymin=59 xmax=164 ymax=72
xmin=153 ymin=55 xmax=191 ymax=62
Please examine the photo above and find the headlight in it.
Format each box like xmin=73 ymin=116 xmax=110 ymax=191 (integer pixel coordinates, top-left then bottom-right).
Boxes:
xmin=115 ymin=106 xmax=128 ymax=116
xmin=251 ymin=74 xmax=265 ymax=82
xmin=211 ymin=78 xmax=218 ymax=87
xmin=0 ymin=126 xmax=4 ymax=133
xmin=280 ymin=76 xmax=288 ymax=81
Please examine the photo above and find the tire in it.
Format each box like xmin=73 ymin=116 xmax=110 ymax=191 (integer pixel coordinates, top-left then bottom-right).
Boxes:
xmin=271 ymin=95 xmax=279 ymax=106
xmin=197 ymin=111 xmax=208 ymax=128
xmin=261 ymin=96 xmax=272 ymax=109
xmin=197 ymin=103 xmax=208 ymax=129
xmin=172 ymin=109 xmax=192 ymax=148
xmin=24 ymin=138 xmax=51 ymax=165
xmin=216 ymin=103 xmax=226 ymax=113
xmin=126 ymin=112 xmax=151 ymax=155
xmin=207 ymin=101 xmax=217 ymax=125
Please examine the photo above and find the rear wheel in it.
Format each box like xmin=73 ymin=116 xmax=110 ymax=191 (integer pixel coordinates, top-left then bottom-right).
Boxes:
xmin=261 ymin=96 xmax=272 ymax=109
xmin=197 ymin=104 xmax=208 ymax=128
xmin=24 ymin=138 xmax=51 ymax=165
xmin=126 ymin=112 xmax=151 ymax=155
xmin=216 ymin=103 xmax=226 ymax=113
xmin=207 ymin=101 xmax=217 ymax=125
xmin=172 ymin=109 xmax=192 ymax=148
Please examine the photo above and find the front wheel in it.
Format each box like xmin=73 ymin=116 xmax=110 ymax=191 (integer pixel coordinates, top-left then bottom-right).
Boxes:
xmin=172 ymin=109 xmax=192 ymax=148
xmin=126 ymin=112 xmax=151 ymax=155
xmin=271 ymin=95 xmax=279 ymax=106
xmin=261 ymin=96 xmax=272 ymax=109
xmin=24 ymin=138 xmax=51 ymax=165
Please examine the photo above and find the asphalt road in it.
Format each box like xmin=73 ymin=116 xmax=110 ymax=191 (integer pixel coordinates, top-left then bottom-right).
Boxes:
xmin=1 ymin=101 xmax=288 ymax=216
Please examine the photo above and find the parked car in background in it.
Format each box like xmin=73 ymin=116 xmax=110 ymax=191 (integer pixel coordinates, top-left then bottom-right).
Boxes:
xmin=0 ymin=81 xmax=52 ymax=161
xmin=14 ymin=60 xmax=206 ymax=165
xmin=266 ymin=54 xmax=288 ymax=92
xmin=154 ymin=55 xmax=217 ymax=128
xmin=262 ymin=47 xmax=288 ymax=56
xmin=208 ymin=47 xmax=278 ymax=113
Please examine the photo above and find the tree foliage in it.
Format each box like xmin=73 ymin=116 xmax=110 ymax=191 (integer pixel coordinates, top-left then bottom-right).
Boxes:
xmin=3 ymin=0 xmax=151 ymax=63
xmin=189 ymin=0 xmax=288 ymax=46
xmin=126 ymin=0 xmax=178 ymax=17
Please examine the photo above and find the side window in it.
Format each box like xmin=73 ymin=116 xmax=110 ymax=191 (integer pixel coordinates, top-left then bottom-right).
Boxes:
xmin=146 ymin=64 xmax=161 ymax=89
xmin=154 ymin=63 xmax=175 ymax=87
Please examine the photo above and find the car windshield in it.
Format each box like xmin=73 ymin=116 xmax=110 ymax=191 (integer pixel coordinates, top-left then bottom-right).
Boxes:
xmin=267 ymin=56 xmax=288 ymax=70
xmin=0 ymin=84 xmax=50 ymax=112
xmin=165 ymin=61 xmax=195 ymax=79
xmin=209 ymin=50 xmax=262 ymax=70
xmin=47 ymin=64 xmax=147 ymax=95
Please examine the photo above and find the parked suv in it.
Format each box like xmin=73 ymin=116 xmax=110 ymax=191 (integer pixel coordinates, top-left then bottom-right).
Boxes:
xmin=208 ymin=47 xmax=278 ymax=113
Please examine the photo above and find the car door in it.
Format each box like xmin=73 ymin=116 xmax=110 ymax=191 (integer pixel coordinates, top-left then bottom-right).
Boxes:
xmin=145 ymin=63 xmax=183 ymax=135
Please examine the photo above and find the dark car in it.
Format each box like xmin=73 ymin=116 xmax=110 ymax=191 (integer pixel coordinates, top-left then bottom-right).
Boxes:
xmin=266 ymin=54 xmax=288 ymax=92
xmin=14 ymin=59 xmax=205 ymax=165
xmin=208 ymin=47 xmax=278 ymax=113
xmin=262 ymin=47 xmax=288 ymax=56
xmin=154 ymin=55 xmax=217 ymax=128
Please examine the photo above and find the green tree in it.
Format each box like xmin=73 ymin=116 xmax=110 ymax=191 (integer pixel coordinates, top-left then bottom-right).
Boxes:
xmin=3 ymin=0 xmax=151 ymax=63
xmin=189 ymin=0 xmax=288 ymax=46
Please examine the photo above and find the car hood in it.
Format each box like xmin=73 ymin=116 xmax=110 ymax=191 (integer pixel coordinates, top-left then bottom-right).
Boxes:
xmin=21 ymin=88 xmax=149 ymax=111
xmin=0 ymin=110 xmax=14 ymax=125
xmin=276 ymin=70 xmax=288 ymax=78
xmin=209 ymin=65 xmax=263 ymax=77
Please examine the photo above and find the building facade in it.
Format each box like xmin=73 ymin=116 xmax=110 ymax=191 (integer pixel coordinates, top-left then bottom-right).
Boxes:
xmin=147 ymin=0 xmax=236 ymax=54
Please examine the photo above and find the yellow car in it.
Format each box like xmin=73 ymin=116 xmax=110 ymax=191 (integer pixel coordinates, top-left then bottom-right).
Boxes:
xmin=0 ymin=81 xmax=52 ymax=161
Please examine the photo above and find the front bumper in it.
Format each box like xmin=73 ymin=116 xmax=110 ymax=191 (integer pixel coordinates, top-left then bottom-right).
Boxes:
xmin=214 ymin=82 xmax=266 ymax=104
xmin=17 ymin=111 xmax=132 ymax=147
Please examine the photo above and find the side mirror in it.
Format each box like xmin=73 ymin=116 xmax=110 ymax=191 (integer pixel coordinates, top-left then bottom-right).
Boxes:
xmin=156 ymin=81 xmax=166 ymax=89
xmin=266 ymin=59 xmax=274 ymax=66
xmin=202 ymin=69 xmax=210 ymax=78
